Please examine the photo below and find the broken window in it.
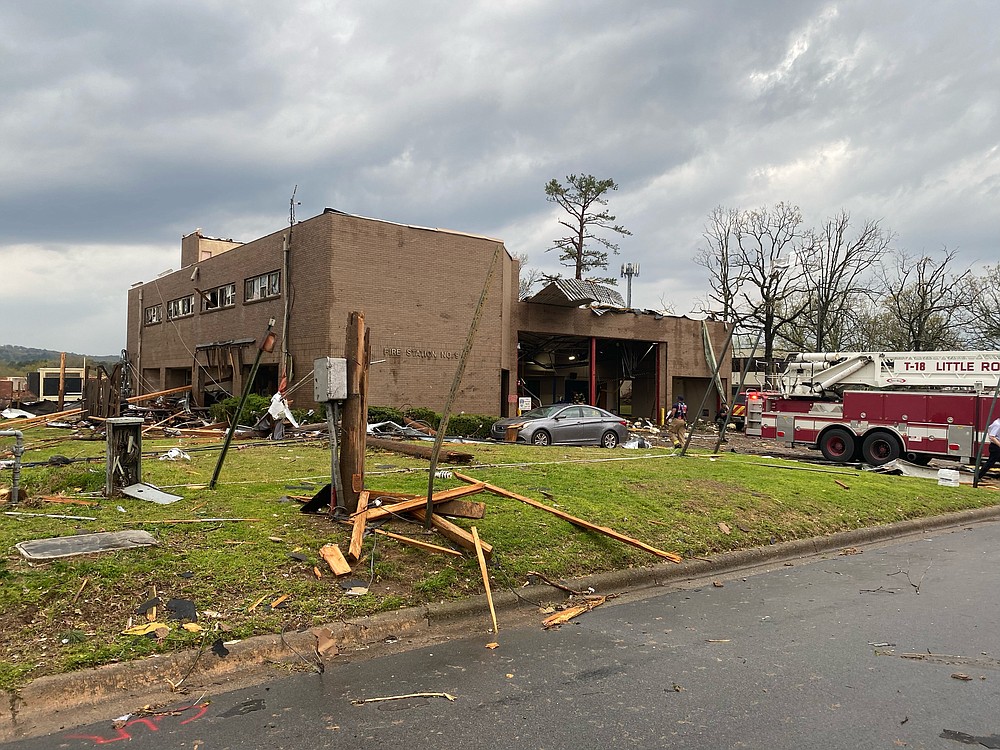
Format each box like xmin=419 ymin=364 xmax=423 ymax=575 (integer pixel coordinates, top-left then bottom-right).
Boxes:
xmin=166 ymin=295 xmax=194 ymax=319
xmin=201 ymin=283 xmax=236 ymax=312
xmin=143 ymin=305 xmax=162 ymax=325
xmin=244 ymin=271 xmax=281 ymax=303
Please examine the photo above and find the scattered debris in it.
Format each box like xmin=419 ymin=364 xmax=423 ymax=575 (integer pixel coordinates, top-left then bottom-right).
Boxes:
xmin=940 ymin=729 xmax=1000 ymax=748
xmin=15 ymin=530 xmax=158 ymax=560
xmin=485 ymin=642 xmax=499 ymax=650
xmin=951 ymin=673 xmax=973 ymax=681
xmin=718 ymin=522 xmax=731 ymax=535
xmin=122 ymin=622 xmax=170 ymax=638
xmin=542 ymin=595 xmax=609 ymax=629
xmin=840 ymin=547 xmax=862 ymax=555
xmin=158 ymin=448 xmax=192 ymax=462
xmin=834 ymin=479 xmax=850 ymax=490
xmin=313 ymin=627 xmax=340 ymax=657
xmin=211 ymin=639 xmax=231 ymax=658
xmin=621 ymin=437 xmax=651 ymax=449
xmin=39 ymin=495 xmax=98 ymax=507
xmin=526 ymin=570 xmax=588 ymax=596
xmin=351 ymin=692 xmax=456 ymax=706
xmin=471 ymin=525 xmax=498 ymax=634
xmin=370 ymin=528 xmax=463 ymax=557
xmin=319 ymin=543 xmax=352 ymax=576
xmin=71 ymin=577 xmax=90 ymax=604
xmin=166 ymin=599 xmax=198 ymax=622
xmin=6 ymin=511 xmax=96 ymax=521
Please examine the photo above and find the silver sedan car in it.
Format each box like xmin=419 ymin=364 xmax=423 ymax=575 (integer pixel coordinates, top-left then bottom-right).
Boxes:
xmin=491 ymin=404 xmax=629 ymax=448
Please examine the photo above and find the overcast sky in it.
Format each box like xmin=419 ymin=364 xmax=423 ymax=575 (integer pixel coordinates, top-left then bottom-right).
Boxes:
xmin=2 ymin=1 xmax=997 ymax=355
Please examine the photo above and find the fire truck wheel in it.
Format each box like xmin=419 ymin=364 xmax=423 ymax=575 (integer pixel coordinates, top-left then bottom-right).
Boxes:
xmin=861 ymin=431 xmax=901 ymax=466
xmin=819 ymin=428 xmax=856 ymax=462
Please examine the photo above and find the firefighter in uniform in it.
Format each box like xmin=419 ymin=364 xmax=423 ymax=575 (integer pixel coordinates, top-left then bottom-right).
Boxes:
xmin=976 ymin=416 xmax=1000 ymax=484
xmin=668 ymin=395 xmax=688 ymax=448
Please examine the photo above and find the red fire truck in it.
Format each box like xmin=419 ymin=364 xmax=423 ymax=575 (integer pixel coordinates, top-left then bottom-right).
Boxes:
xmin=746 ymin=351 xmax=1000 ymax=466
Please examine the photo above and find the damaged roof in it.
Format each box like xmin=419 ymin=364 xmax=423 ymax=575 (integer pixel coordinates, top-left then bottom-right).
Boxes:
xmin=526 ymin=279 xmax=625 ymax=308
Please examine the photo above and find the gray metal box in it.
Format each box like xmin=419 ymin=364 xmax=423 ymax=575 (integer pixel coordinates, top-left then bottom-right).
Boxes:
xmin=313 ymin=357 xmax=348 ymax=402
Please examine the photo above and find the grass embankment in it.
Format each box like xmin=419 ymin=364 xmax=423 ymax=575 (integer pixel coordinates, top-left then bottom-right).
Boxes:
xmin=0 ymin=427 xmax=995 ymax=690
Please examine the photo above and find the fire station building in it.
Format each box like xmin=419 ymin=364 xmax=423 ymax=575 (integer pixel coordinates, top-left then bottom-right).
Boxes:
xmin=125 ymin=209 xmax=730 ymax=422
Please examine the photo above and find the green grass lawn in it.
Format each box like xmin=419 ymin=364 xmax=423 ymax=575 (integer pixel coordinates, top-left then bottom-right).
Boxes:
xmin=0 ymin=426 xmax=996 ymax=690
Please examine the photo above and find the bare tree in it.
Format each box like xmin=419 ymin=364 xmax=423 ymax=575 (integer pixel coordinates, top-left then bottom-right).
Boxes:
xmin=876 ymin=248 xmax=976 ymax=350
xmin=792 ymin=211 xmax=891 ymax=351
xmin=694 ymin=206 xmax=742 ymax=322
xmin=734 ymin=203 xmax=812 ymax=367
xmin=966 ymin=263 xmax=1000 ymax=348
xmin=514 ymin=252 xmax=544 ymax=300
xmin=545 ymin=174 xmax=631 ymax=284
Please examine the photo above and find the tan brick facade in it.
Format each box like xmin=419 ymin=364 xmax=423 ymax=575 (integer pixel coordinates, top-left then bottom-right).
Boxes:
xmin=126 ymin=210 xmax=730 ymax=422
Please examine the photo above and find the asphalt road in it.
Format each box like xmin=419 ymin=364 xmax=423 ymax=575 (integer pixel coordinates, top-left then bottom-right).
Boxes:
xmin=7 ymin=519 xmax=1000 ymax=750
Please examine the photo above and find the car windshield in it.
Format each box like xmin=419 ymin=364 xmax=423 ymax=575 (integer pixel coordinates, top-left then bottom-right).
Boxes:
xmin=520 ymin=405 xmax=568 ymax=419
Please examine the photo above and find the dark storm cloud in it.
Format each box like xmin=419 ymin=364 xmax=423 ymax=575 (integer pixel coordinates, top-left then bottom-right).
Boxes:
xmin=1 ymin=0 xmax=997 ymax=350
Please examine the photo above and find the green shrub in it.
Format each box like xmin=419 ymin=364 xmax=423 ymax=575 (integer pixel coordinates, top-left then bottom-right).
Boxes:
xmin=447 ymin=413 xmax=496 ymax=438
xmin=403 ymin=407 xmax=440 ymax=429
xmin=367 ymin=405 xmax=405 ymax=424
xmin=209 ymin=394 xmax=271 ymax=425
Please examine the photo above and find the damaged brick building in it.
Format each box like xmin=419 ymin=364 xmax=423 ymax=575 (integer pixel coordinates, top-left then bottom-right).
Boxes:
xmin=125 ymin=209 xmax=731 ymax=422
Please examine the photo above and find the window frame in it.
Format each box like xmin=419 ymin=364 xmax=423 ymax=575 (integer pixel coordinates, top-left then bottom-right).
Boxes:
xmin=166 ymin=295 xmax=195 ymax=320
xmin=143 ymin=304 xmax=163 ymax=325
xmin=201 ymin=282 xmax=237 ymax=312
xmin=244 ymin=270 xmax=281 ymax=303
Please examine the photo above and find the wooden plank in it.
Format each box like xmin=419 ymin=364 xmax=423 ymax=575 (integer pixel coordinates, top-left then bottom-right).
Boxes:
xmin=142 ymin=410 xmax=186 ymax=435
xmin=434 ymin=498 xmax=485 ymax=519
xmin=371 ymin=528 xmax=463 ymax=557
xmin=471 ymin=526 xmax=498 ymax=634
xmin=359 ymin=483 xmax=486 ymax=522
xmin=125 ymin=385 xmax=192 ymax=404
xmin=319 ymin=543 xmax=352 ymax=576
xmin=453 ymin=472 xmax=682 ymax=564
xmin=409 ymin=508 xmax=492 ymax=558
xmin=0 ymin=408 xmax=85 ymax=429
xmin=348 ymin=491 xmax=370 ymax=562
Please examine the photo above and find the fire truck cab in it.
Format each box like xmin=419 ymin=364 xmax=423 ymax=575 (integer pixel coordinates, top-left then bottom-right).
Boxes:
xmin=749 ymin=351 xmax=1000 ymax=466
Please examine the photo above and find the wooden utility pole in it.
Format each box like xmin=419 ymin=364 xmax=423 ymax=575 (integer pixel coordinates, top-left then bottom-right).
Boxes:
xmin=58 ymin=352 xmax=67 ymax=411
xmin=339 ymin=312 xmax=369 ymax=514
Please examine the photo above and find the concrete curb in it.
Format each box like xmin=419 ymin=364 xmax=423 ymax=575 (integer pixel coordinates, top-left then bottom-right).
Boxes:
xmin=4 ymin=504 xmax=999 ymax=741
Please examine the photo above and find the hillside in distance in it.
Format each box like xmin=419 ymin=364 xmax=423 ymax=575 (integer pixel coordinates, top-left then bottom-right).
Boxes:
xmin=0 ymin=344 xmax=118 ymax=378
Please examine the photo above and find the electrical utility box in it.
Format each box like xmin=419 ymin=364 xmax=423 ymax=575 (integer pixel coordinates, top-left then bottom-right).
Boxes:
xmin=105 ymin=417 xmax=143 ymax=496
xmin=314 ymin=357 xmax=348 ymax=402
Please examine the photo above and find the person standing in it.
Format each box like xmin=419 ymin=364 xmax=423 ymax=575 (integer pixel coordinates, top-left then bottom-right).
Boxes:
xmin=668 ymin=395 xmax=688 ymax=448
xmin=976 ymin=415 xmax=1000 ymax=483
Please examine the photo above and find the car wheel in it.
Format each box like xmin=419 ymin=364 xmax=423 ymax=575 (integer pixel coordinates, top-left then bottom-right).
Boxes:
xmin=861 ymin=430 xmax=901 ymax=466
xmin=601 ymin=430 xmax=619 ymax=449
xmin=531 ymin=430 xmax=551 ymax=446
xmin=819 ymin=428 xmax=855 ymax=463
